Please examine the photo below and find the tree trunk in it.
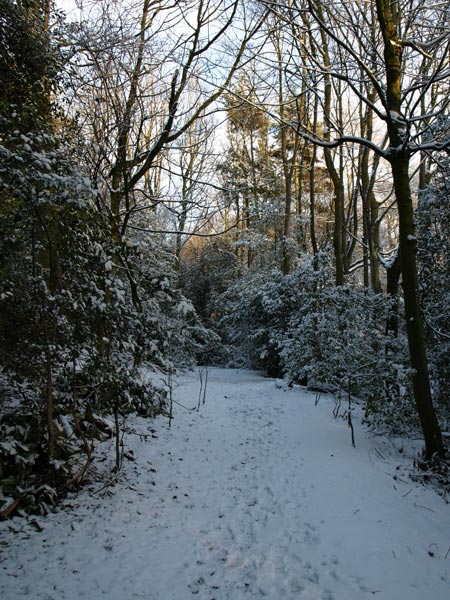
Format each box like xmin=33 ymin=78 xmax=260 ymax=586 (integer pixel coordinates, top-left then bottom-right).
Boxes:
xmin=309 ymin=147 xmax=319 ymax=271
xmin=309 ymin=94 xmax=319 ymax=270
xmin=322 ymin=76 xmax=345 ymax=284
xmin=274 ymin=34 xmax=294 ymax=276
xmin=281 ymin=174 xmax=293 ymax=275
xmin=360 ymin=117 xmax=382 ymax=293
xmin=376 ymin=0 xmax=445 ymax=459
xmin=332 ymin=182 xmax=345 ymax=286
xmin=391 ymin=155 xmax=445 ymax=459
xmin=369 ymin=188 xmax=382 ymax=293
xmin=312 ymin=1 xmax=346 ymax=285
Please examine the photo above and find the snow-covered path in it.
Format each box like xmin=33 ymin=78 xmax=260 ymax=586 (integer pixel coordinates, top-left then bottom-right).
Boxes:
xmin=1 ymin=368 xmax=449 ymax=599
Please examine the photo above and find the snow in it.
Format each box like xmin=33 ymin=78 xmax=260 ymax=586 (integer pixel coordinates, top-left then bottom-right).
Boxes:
xmin=176 ymin=299 xmax=194 ymax=316
xmin=389 ymin=111 xmax=404 ymax=123
xmin=56 ymin=415 xmax=75 ymax=440
xmin=1 ymin=368 xmax=449 ymax=599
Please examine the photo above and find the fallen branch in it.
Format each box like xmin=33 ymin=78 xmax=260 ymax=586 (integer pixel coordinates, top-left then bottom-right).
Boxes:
xmin=0 ymin=497 xmax=20 ymax=520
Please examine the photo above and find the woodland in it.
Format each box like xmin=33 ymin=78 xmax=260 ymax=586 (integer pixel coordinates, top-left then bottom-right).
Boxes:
xmin=0 ymin=0 xmax=449 ymax=518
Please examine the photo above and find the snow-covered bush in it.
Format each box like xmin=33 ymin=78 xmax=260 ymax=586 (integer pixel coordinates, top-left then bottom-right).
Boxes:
xmin=217 ymin=268 xmax=294 ymax=374
xmin=0 ymin=121 xmax=208 ymax=516
xmin=216 ymin=256 xmax=416 ymax=433
xmin=280 ymin=268 xmax=415 ymax=433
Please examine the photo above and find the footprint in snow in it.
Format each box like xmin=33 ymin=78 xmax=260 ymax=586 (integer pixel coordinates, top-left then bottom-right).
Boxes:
xmin=188 ymin=576 xmax=205 ymax=595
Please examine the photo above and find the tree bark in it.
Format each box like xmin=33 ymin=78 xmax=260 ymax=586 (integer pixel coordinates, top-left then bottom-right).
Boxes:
xmin=385 ymin=249 xmax=401 ymax=338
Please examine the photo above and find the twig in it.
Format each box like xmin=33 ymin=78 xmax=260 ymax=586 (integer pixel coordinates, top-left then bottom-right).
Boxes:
xmin=348 ymin=388 xmax=355 ymax=448
xmin=65 ymin=456 xmax=94 ymax=489
xmin=413 ymin=503 xmax=436 ymax=513
xmin=202 ymin=366 xmax=208 ymax=406
xmin=348 ymin=411 xmax=355 ymax=447
xmin=197 ymin=366 xmax=208 ymax=410
xmin=333 ymin=396 xmax=341 ymax=418
xmin=91 ymin=472 xmax=121 ymax=496
xmin=172 ymin=398 xmax=197 ymax=411
xmin=113 ymin=402 xmax=121 ymax=472
xmin=167 ymin=370 xmax=174 ymax=428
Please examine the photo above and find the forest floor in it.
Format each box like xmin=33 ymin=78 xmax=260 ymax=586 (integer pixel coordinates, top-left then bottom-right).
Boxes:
xmin=0 ymin=368 xmax=449 ymax=599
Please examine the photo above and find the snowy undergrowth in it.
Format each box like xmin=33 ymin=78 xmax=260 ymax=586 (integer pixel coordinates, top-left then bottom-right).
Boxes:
xmin=0 ymin=368 xmax=449 ymax=600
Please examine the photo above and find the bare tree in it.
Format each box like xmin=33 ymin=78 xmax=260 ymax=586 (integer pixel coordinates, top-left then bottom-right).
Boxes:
xmin=69 ymin=0 xmax=268 ymax=247
xmin=263 ymin=0 xmax=449 ymax=459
